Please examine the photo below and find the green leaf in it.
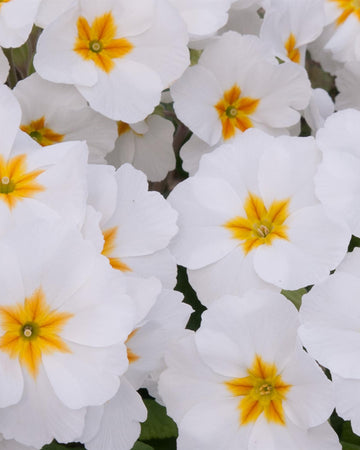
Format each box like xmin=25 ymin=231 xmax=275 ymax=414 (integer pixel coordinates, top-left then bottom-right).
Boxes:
xmin=131 ymin=441 xmax=154 ymax=450
xmin=41 ymin=442 xmax=84 ymax=449
xmin=140 ymin=399 xmax=178 ymax=441
xmin=341 ymin=421 xmax=360 ymax=448
xmin=176 ymin=266 xmax=206 ymax=331
xmin=341 ymin=444 xmax=360 ymax=450
xmin=281 ymin=288 xmax=307 ymax=310
xmin=348 ymin=235 xmax=360 ymax=252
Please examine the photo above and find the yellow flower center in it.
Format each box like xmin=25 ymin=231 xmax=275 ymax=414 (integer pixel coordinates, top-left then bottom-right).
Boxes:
xmin=214 ymin=84 xmax=260 ymax=141
xmin=0 ymin=288 xmax=73 ymax=378
xmin=102 ymin=226 xmax=132 ymax=272
xmin=224 ymin=192 xmax=290 ymax=255
xmin=20 ymin=116 xmax=64 ymax=147
xmin=225 ymin=354 xmax=291 ymax=425
xmin=0 ymin=154 xmax=45 ymax=209
xmin=284 ymin=33 xmax=301 ymax=64
xmin=74 ymin=12 xmax=134 ymax=73
xmin=330 ymin=0 xmax=360 ymax=25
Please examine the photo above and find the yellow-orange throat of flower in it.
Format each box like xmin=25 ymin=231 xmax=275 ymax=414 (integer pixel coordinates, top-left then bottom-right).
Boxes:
xmin=20 ymin=117 xmax=64 ymax=147
xmin=330 ymin=0 xmax=360 ymax=25
xmin=224 ymin=192 xmax=290 ymax=255
xmin=74 ymin=11 xmax=133 ymax=73
xmin=285 ymin=33 xmax=300 ymax=64
xmin=0 ymin=0 xmax=11 ymax=10
xmin=0 ymin=154 xmax=45 ymax=209
xmin=225 ymin=354 xmax=291 ymax=425
xmin=126 ymin=329 xmax=140 ymax=364
xmin=0 ymin=288 xmax=73 ymax=378
xmin=214 ymin=84 xmax=260 ymax=141
xmin=102 ymin=226 xmax=132 ymax=272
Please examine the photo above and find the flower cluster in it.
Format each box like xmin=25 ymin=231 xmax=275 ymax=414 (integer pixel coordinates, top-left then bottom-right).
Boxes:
xmin=0 ymin=0 xmax=360 ymax=449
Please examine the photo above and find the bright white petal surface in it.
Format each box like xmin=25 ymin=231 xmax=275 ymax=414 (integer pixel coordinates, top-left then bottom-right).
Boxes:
xmin=188 ymin=247 xmax=275 ymax=306
xmin=196 ymin=292 xmax=299 ymax=378
xmin=42 ymin=342 xmax=125 ymax=409
xmin=82 ymin=377 xmax=147 ymax=450
xmin=299 ymin=252 xmax=360 ymax=378
xmin=254 ymin=205 xmax=350 ymax=289
xmin=0 ymin=85 xmax=22 ymax=160
xmin=334 ymin=376 xmax=360 ymax=436
xmin=0 ymin=367 xmax=86 ymax=448
xmin=0 ymin=49 xmax=9 ymax=84
xmin=105 ymin=164 xmax=178 ymax=257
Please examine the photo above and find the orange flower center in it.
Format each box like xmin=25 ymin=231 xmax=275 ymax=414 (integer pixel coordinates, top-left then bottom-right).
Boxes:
xmin=225 ymin=354 xmax=291 ymax=425
xmin=0 ymin=154 xmax=45 ymax=209
xmin=0 ymin=288 xmax=73 ymax=378
xmin=20 ymin=116 xmax=64 ymax=147
xmin=224 ymin=192 xmax=290 ymax=255
xmin=74 ymin=12 xmax=134 ymax=73
xmin=214 ymin=84 xmax=260 ymax=141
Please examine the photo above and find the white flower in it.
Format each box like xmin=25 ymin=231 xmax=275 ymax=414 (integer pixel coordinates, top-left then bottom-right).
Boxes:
xmin=303 ymin=88 xmax=334 ymax=134
xmin=0 ymin=219 xmax=135 ymax=447
xmin=0 ymin=84 xmax=89 ymax=231
xmin=169 ymin=129 xmax=350 ymax=305
xmin=34 ymin=0 xmax=190 ymax=122
xmin=14 ymin=73 xmax=117 ymax=164
xmin=171 ymin=31 xmax=311 ymax=146
xmin=159 ymin=291 xmax=338 ymax=450
xmin=260 ymin=0 xmax=325 ymax=65
xmin=84 ymin=163 xmax=179 ymax=288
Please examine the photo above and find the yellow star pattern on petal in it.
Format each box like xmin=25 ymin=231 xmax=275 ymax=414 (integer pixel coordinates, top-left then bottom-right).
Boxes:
xmin=0 ymin=154 xmax=45 ymax=209
xmin=224 ymin=192 xmax=290 ymax=255
xmin=285 ymin=33 xmax=301 ymax=63
xmin=0 ymin=288 xmax=73 ymax=378
xmin=74 ymin=12 xmax=134 ymax=73
xmin=20 ymin=116 xmax=64 ymax=147
xmin=330 ymin=0 xmax=360 ymax=25
xmin=225 ymin=354 xmax=292 ymax=426
xmin=214 ymin=84 xmax=260 ymax=141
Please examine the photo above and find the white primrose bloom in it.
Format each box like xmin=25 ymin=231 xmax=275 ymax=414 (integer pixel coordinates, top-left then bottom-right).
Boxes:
xmin=0 ymin=49 xmax=9 ymax=84
xmin=323 ymin=0 xmax=360 ymax=63
xmin=159 ymin=291 xmax=339 ymax=450
xmin=303 ymin=88 xmax=335 ymax=135
xmin=106 ymin=115 xmax=176 ymax=182
xmin=0 ymin=0 xmax=41 ymax=48
xmin=14 ymin=73 xmax=117 ymax=164
xmin=335 ymin=61 xmax=360 ymax=110
xmin=0 ymin=84 xmax=88 ymax=231
xmin=34 ymin=0 xmax=190 ymax=122
xmin=168 ymin=129 xmax=350 ymax=305
xmin=82 ymin=287 xmax=192 ymax=450
xmin=0 ymin=219 xmax=135 ymax=447
xmin=315 ymin=109 xmax=360 ymax=237
xmin=260 ymin=0 xmax=325 ymax=65
xmin=83 ymin=163 xmax=179 ymax=289
xmin=171 ymin=31 xmax=311 ymax=147
xmin=299 ymin=249 xmax=360 ymax=435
